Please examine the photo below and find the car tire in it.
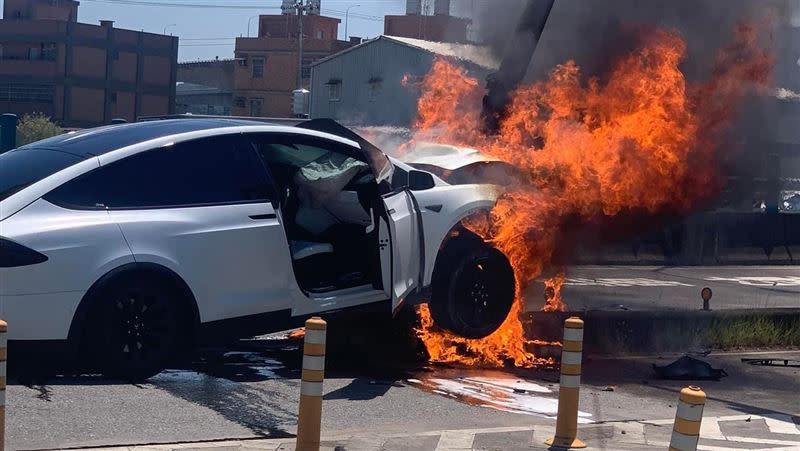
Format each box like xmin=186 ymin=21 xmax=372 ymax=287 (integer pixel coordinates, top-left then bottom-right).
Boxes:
xmin=430 ymin=242 xmax=516 ymax=339
xmin=85 ymin=274 xmax=185 ymax=381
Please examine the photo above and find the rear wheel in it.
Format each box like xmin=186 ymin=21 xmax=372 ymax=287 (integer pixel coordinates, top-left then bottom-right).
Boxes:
xmin=85 ymin=275 xmax=185 ymax=381
xmin=430 ymin=242 xmax=515 ymax=339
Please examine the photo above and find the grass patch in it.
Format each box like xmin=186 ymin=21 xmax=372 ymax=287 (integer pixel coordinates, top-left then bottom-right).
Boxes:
xmin=704 ymin=315 xmax=800 ymax=349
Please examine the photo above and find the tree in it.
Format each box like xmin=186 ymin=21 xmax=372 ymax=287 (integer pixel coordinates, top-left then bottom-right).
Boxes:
xmin=16 ymin=114 xmax=63 ymax=146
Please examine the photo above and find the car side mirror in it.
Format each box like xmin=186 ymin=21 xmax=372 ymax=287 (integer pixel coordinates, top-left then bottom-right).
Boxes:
xmin=408 ymin=170 xmax=435 ymax=191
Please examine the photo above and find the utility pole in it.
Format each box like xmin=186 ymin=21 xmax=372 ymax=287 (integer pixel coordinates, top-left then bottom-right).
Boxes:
xmin=296 ymin=0 xmax=305 ymax=89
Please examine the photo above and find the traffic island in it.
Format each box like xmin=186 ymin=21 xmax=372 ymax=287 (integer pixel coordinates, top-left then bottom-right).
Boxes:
xmin=523 ymin=308 xmax=800 ymax=355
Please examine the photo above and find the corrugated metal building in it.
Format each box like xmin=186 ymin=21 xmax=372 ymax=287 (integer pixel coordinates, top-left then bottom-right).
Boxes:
xmin=309 ymin=35 xmax=497 ymax=126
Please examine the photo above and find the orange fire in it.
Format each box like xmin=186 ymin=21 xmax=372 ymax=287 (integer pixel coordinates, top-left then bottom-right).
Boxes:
xmin=411 ymin=25 xmax=772 ymax=367
xmin=543 ymin=273 xmax=566 ymax=313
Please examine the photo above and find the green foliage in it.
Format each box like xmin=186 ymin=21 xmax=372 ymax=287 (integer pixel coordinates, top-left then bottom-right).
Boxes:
xmin=705 ymin=316 xmax=800 ymax=349
xmin=16 ymin=113 xmax=63 ymax=146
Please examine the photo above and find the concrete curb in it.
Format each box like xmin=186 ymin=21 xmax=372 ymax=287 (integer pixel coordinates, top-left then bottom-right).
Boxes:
xmin=523 ymin=309 xmax=800 ymax=355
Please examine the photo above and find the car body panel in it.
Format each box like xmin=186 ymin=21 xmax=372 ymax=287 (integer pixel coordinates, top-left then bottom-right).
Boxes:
xmin=383 ymin=191 xmax=422 ymax=310
xmin=110 ymin=202 xmax=292 ymax=324
xmin=0 ymin=199 xmax=135 ymax=340
xmin=411 ymin=184 xmax=500 ymax=286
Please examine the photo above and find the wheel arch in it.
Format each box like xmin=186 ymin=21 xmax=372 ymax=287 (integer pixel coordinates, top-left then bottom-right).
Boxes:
xmin=425 ymin=207 xmax=492 ymax=287
xmin=67 ymin=262 xmax=201 ymax=348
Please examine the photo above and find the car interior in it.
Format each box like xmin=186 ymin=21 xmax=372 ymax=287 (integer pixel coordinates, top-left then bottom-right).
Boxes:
xmin=251 ymin=138 xmax=384 ymax=294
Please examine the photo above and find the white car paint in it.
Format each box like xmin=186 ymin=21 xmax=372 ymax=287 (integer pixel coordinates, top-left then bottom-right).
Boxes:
xmin=0 ymin=123 xmax=501 ymax=342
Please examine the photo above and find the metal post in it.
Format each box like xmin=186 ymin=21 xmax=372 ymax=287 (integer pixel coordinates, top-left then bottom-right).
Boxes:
xmin=297 ymin=0 xmax=305 ymax=89
xmin=345 ymin=5 xmax=361 ymax=41
xmin=546 ymin=317 xmax=587 ymax=449
xmin=0 ymin=114 xmax=18 ymax=153
xmin=296 ymin=317 xmax=327 ymax=451
xmin=0 ymin=319 xmax=7 ymax=451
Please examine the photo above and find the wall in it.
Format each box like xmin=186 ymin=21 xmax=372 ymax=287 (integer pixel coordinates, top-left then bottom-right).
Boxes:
xmin=178 ymin=59 xmax=235 ymax=91
xmin=0 ymin=18 xmax=178 ymax=126
xmin=384 ymin=15 xmax=469 ymax=43
xmin=233 ymin=35 xmax=352 ymax=118
xmin=311 ymin=38 xmax=491 ymax=126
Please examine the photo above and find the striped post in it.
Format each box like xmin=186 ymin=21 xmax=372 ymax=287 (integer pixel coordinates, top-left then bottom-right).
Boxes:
xmin=0 ymin=320 xmax=6 ymax=451
xmin=545 ymin=317 xmax=587 ymax=449
xmin=296 ymin=317 xmax=327 ymax=451
xmin=669 ymin=386 xmax=706 ymax=451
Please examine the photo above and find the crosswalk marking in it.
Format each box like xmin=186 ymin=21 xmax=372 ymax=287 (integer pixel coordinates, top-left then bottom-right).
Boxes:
xmin=763 ymin=413 xmax=800 ymax=435
xmin=434 ymin=430 xmax=475 ymax=450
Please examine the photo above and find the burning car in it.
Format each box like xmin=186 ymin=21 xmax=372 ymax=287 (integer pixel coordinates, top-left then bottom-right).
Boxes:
xmin=0 ymin=118 xmax=514 ymax=379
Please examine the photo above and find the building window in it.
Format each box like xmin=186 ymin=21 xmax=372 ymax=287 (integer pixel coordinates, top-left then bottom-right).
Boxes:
xmin=328 ymin=82 xmax=341 ymax=102
xmin=235 ymin=97 xmax=246 ymax=108
xmin=0 ymin=83 xmax=54 ymax=103
xmin=42 ymin=43 xmax=57 ymax=61
xmin=29 ymin=46 xmax=41 ymax=60
xmin=252 ymin=57 xmax=265 ymax=78
xmin=316 ymin=30 xmax=324 ymax=39
xmin=250 ymin=98 xmax=263 ymax=117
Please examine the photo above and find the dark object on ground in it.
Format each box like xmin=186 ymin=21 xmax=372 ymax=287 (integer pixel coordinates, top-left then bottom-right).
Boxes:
xmin=653 ymin=355 xmax=728 ymax=380
xmin=741 ymin=358 xmax=800 ymax=368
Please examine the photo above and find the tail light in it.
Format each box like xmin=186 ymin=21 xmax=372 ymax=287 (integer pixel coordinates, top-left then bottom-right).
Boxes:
xmin=0 ymin=238 xmax=48 ymax=268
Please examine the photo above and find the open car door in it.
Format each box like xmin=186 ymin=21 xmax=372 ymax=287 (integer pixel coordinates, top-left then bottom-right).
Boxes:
xmin=297 ymin=119 xmax=422 ymax=313
xmin=381 ymin=190 xmax=422 ymax=313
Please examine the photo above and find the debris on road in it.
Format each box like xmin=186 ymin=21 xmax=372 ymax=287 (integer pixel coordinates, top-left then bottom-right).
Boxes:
xmin=653 ymin=355 xmax=728 ymax=380
xmin=741 ymin=358 xmax=800 ymax=367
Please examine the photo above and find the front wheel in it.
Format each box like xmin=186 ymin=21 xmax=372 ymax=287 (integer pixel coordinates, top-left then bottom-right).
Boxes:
xmin=85 ymin=275 xmax=184 ymax=381
xmin=430 ymin=243 xmax=516 ymax=339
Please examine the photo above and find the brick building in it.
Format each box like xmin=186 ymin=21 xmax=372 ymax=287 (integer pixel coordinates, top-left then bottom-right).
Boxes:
xmin=0 ymin=0 xmax=178 ymax=127
xmin=177 ymin=58 xmax=235 ymax=115
xmin=384 ymin=0 xmax=470 ymax=43
xmin=232 ymin=12 xmax=352 ymax=118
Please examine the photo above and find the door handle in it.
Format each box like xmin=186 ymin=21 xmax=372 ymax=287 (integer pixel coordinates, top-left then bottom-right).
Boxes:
xmin=387 ymin=208 xmax=396 ymax=215
xmin=249 ymin=213 xmax=277 ymax=220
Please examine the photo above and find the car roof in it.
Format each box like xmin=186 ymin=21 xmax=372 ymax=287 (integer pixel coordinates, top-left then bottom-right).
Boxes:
xmin=16 ymin=119 xmax=273 ymax=158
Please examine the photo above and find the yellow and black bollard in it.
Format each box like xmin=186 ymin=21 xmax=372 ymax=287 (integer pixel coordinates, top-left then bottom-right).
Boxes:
xmin=0 ymin=320 xmax=6 ymax=451
xmin=668 ymin=386 xmax=706 ymax=451
xmin=546 ymin=316 xmax=587 ymax=449
xmin=296 ymin=317 xmax=327 ymax=451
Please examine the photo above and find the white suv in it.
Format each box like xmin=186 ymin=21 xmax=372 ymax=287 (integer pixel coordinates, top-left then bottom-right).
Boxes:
xmin=0 ymin=118 xmax=514 ymax=379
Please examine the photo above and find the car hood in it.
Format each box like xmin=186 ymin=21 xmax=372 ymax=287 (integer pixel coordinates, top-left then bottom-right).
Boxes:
xmin=401 ymin=142 xmax=501 ymax=170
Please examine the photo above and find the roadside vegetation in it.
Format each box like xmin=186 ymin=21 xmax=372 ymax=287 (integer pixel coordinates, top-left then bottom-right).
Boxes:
xmin=705 ymin=316 xmax=800 ymax=349
xmin=16 ymin=113 xmax=63 ymax=146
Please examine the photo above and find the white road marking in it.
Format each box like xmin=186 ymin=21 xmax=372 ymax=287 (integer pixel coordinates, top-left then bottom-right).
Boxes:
xmin=434 ymin=430 xmax=476 ymax=450
xmin=700 ymin=416 xmax=727 ymax=440
xmin=762 ymin=413 xmax=800 ymax=435
xmin=704 ymin=276 xmax=800 ymax=286
xmin=564 ymin=277 xmax=694 ymax=287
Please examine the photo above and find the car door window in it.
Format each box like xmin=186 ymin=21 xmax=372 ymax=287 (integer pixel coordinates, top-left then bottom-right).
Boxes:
xmin=45 ymin=135 xmax=274 ymax=209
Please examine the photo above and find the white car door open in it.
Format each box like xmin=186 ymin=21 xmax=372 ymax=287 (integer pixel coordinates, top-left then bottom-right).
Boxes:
xmin=382 ymin=190 xmax=421 ymax=312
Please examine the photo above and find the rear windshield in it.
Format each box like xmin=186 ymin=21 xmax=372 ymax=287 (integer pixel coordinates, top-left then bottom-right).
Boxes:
xmin=0 ymin=147 xmax=84 ymax=201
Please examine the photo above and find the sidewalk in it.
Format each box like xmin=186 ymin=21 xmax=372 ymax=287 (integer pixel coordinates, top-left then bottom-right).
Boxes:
xmin=59 ymin=414 xmax=800 ymax=451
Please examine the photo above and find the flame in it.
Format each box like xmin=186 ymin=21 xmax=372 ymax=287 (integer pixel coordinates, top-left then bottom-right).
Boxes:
xmin=543 ymin=273 xmax=566 ymax=313
xmin=411 ymin=24 xmax=773 ymax=367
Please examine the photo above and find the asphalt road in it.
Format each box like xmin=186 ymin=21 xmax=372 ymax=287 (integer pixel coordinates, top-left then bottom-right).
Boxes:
xmin=526 ymin=265 xmax=800 ymax=311
xmin=8 ymin=342 xmax=800 ymax=449
xmin=7 ymin=265 xmax=800 ymax=450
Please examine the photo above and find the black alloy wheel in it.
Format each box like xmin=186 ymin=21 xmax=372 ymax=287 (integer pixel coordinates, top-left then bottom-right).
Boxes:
xmin=87 ymin=277 xmax=182 ymax=381
xmin=431 ymin=243 xmax=516 ymax=339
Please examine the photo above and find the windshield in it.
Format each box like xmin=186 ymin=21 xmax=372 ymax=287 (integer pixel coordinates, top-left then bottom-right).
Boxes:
xmin=0 ymin=147 xmax=84 ymax=202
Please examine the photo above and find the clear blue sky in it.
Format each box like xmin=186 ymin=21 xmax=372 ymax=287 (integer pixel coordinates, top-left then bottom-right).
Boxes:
xmin=1 ymin=0 xmax=416 ymax=61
